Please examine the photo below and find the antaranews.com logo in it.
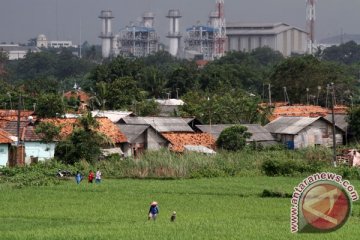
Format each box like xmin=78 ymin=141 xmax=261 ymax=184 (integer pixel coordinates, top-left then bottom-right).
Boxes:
xmin=290 ymin=172 xmax=359 ymax=233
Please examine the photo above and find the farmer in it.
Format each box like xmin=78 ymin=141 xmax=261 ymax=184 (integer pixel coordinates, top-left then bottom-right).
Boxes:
xmin=88 ymin=170 xmax=94 ymax=183
xmin=95 ymin=168 xmax=102 ymax=184
xmin=148 ymin=201 xmax=159 ymax=221
xmin=75 ymin=171 xmax=82 ymax=184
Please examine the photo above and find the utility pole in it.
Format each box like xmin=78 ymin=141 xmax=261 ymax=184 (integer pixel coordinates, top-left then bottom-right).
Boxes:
xmin=268 ymin=84 xmax=272 ymax=106
xmin=330 ymin=83 xmax=337 ymax=167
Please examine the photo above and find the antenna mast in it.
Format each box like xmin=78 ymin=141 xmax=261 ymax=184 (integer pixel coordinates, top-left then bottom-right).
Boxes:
xmin=213 ymin=0 xmax=227 ymax=59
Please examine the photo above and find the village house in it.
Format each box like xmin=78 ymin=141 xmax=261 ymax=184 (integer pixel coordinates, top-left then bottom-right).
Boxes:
xmin=265 ymin=116 xmax=345 ymax=149
xmin=41 ymin=117 xmax=128 ymax=156
xmin=2 ymin=119 xmax=54 ymax=164
xmin=0 ymin=129 xmax=13 ymax=166
xmin=63 ymin=88 xmax=91 ymax=112
xmin=119 ymin=116 xmax=215 ymax=153
xmin=116 ymin=124 xmax=169 ymax=157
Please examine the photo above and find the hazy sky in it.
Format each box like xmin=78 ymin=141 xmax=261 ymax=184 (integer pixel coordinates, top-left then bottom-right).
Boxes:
xmin=0 ymin=0 xmax=359 ymax=45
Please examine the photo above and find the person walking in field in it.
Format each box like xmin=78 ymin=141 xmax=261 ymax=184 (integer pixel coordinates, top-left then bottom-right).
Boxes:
xmin=75 ymin=171 xmax=82 ymax=184
xmin=88 ymin=170 xmax=94 ymax=183
xmin=95 ymin=168 xmax=101 ymax=184
xmin=148 ymin=201 xmax=159 ymax=221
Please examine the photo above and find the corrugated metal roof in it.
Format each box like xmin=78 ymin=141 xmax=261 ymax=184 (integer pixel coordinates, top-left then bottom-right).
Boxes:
xmin=184 ymin=145 xmax=216 ymax=154
xmin=121 ymin=117 xmax=194 ymax=132
xmin=101 ymin=148 xmax=124 ymax=156
xmin=196 ymin=124 xmax=275 ymax=142
xmin=92 ymin=110 xmax=133 ymax=123
xmin=324 ymin=114 xmax=348 ymax=132
xmin=226 ymin=22 xmax=307 ymax=35
xmin=116 ymin=124 xmax=149 ymax=143
xmin=265 ymin=117 xmax=320 ymax=134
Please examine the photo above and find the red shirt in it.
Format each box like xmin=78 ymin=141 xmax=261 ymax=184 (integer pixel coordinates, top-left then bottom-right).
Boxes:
xmin=88 ymin=172 xmax=94 ymax=181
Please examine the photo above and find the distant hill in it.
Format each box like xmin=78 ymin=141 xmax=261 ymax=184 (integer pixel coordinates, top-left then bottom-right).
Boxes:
xmin=320 ymin=34 xmax=360 ymax=45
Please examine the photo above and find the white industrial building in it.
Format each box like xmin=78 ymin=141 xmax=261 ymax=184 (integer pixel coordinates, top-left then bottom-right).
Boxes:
xmin=226 ymin=22 xmax=308 ymax=57
xmin=36 ymin=34 xmax=76 ymax=49
xmin=0 ymin=44 xmax=40 ymax=60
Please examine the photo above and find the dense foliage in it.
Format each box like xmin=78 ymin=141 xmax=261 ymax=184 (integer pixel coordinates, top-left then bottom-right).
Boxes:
xmin=216 ymin=125 xmax=252 ymax=151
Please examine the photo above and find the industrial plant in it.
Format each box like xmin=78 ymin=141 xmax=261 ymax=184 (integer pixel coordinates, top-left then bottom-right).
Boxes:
xmin=184 ymin=0 xmax=227 ymax=60
xmin=118 ymin=12 xmax=159 ymax=58
xmin=97 ymin=0 xmax=314 ymax=60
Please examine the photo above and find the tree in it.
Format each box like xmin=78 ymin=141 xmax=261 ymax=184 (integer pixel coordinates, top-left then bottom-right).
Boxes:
xmin=348 ymin=106 xmax=360 ymax=139
xmin=269 ymin=55 xmax=355 ymax=104
xmin=55 ymin=112 xmax=110 ymax=164
xmin=134 ymin=98 xmax=160 ymax=116
xmin=106 ymin=77 xmax=142 ymax=110
xmin=0 ymin=51 xmax=8 ymax=79
xmin=321 ymin=41 xmax=360 ymax=65
xmin=216 ymin=125 xmax=252 ymax=151
xmin=179 ymin=88 xmax=261 ymax=124
xmin=35 ymin=93 xmax=65 ymax=118
xmin=35 ymin=122 xmax=61 ymax=143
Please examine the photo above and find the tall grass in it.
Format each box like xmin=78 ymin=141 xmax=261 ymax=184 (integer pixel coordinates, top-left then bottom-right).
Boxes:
xmin=2 ymin=146 xmax=358 ymax=182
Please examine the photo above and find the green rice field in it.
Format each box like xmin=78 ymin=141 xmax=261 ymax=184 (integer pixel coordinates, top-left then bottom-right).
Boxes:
xmin=1 ymin=177 xmax=360 ymax=240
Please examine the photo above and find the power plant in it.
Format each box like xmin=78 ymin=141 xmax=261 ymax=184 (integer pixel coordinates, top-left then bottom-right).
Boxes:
xmin=118 ymin=12 xmax=159 ymax=58
xmin=98 ymin=0 xmax=310 ymax=60
xmin=185 ymin=0 xmax=227 ymax=60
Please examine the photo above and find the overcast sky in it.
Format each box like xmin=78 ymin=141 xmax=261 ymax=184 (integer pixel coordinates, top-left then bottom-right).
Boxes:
xmin=0 ymin=0 xmax=359 ymax=45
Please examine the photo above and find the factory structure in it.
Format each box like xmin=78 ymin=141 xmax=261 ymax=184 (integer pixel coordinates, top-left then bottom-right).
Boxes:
xmin=118 ymin=12 xmax=159 ymax=58
xmin=166 ymin=10 xmax=182 ymax=57
xmin=184 ymin=0 xmax=227 ymax=60
xmin=226 ymin=22 xmax=308 ymax=57
xmin=98 ymin=0 xmax=311 ymax=60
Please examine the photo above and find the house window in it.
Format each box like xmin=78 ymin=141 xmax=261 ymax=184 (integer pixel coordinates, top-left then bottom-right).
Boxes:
xmin=0 ymin=148 xmax=4 ymax=154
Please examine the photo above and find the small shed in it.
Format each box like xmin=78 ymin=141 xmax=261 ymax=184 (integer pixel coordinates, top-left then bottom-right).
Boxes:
xmin=196 ymin=124 xmax=277 ymax=146
xmin=324 ymin=114 xmax=348 ymax=131
xmin=116 ymin=124 xmax=169 ymax=157
xmin=265 ymin=116 xmax=345 ymax=149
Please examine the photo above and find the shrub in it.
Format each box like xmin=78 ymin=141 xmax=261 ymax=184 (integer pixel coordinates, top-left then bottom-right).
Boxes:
xmin=261 ymin=189 xmax=292 ymax=198
xmin=216 ymin=125 xmax=252 ymax=151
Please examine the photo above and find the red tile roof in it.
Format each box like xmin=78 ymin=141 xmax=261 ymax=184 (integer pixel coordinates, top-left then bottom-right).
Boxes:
xmin=267 ymin=104 xmax=348 ymax=121
xmin=63 ymin=90 xmax=90 ymax=103
xmin=162 ymin=132 xmax=215 ymax=152
xmin=0 ymin=110 xmax=35 ymax=128
xmin=41 ymin=117 xmax=127 ymax=143
xmin=0 ymin=129 xmax=13 ymax=144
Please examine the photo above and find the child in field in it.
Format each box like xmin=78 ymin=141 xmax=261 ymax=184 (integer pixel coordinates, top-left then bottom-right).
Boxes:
xmin=95 ymin=168 xmax=101 ymax=184
xmin=88 ymin=170 xmax=94 ymax=183
xmin=148 ymin=201 xmax=159 ymax=221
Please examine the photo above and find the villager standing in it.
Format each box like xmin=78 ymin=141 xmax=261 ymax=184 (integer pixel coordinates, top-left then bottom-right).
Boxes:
xmin=148 ymin=201 xmax=159 ymax=221
xmin=75 ymin=171 xmax=82 ymax=184
xmin=88 ymin=170 xmax=94 ymax=183
xmin=95 ymin=168 xmax=102 ymax=184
